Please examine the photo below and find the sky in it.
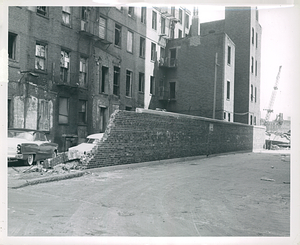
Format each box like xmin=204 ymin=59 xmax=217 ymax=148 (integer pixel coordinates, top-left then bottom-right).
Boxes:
xmin=196 ymin=4 xmax=300 ymax=121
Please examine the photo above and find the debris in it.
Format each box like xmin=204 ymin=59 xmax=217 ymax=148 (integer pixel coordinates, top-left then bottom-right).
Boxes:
xmin=271 ymin=166 xmax=274 ymax=169
xmin=283 ymin=181 xmax=290 ymax=184
xmin=261 ymin=177 xmax=275 ymax=182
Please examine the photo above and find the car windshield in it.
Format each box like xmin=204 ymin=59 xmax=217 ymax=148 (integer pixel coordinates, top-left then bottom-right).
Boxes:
xmin=86 ymin=138 xmax=97 ymax=144
xmin=8 ymin=130 xmax=48 ymax=141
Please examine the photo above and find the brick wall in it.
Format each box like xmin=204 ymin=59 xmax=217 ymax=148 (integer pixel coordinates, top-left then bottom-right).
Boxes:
xmin=87 ymin=109 xmax=265 ymax=168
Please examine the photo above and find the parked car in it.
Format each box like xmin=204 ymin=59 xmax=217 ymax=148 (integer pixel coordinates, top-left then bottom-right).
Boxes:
xmin=68 ymin=133 xmax=104 ymax=160
xmin=7 ymin=128 xmax=58 ymax=166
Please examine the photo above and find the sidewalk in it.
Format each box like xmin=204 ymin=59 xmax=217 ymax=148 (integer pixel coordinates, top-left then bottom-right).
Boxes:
xmin=8 ymin=149 xmax=290 ymax=189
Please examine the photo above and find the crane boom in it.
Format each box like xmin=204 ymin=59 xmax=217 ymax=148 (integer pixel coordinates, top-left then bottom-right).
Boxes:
xmin=265 ymin=66 xmax=282 ymax=122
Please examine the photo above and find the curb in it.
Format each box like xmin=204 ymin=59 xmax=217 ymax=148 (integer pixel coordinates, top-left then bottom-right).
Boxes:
xmin=9 ymin=150 xmax=261 ymax=189
xmin=9 ymin=171 xmax=85 ymax=189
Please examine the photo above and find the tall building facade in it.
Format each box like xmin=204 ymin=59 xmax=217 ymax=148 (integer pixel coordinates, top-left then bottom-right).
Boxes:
xmin=200 ymin=7 xmax=262 ymax=125
xmin=7 ymin=6 xmax=191 ymax=151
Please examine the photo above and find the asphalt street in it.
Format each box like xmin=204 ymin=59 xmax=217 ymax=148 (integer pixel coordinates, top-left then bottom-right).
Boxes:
xmin=7 ymin=151 xmax=290 ymax=237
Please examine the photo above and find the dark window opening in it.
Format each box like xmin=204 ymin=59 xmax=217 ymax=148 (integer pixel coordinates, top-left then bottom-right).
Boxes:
xmin=227 ymin=46 xmax=231 ymax=65
xmin=227 ymin=81 xmax=230 ymax=100
xmin=78 ymin=100 xmax=87 ymax=124
xmin=139 ymin=72 xmax=144 ymax=92
xmin=37 ymin=6 xmax=47 ymax=16
xmin=59 ymin=97 xmax=69 ymax=124
xmin=113 ymin=67 xmax=120 ymax=96
xmin=8 ymin=32 xmax=17 ymax=60
xmin=150 ymin=76 xmax=155 ymax=95
xmin=101 ymin=66 xmax=108 ymax=93
xmin=115 ymin=24 xmax=122 ymax=47
xmin=170 ymin=82 xmax=176 ymax=99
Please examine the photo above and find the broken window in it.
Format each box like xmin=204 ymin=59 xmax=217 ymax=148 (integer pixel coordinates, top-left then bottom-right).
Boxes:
xmin=79 ymin=57 xmax=87 ymax=87
xmin=60 ymin=50 xmax=70 ymax=83
xmin=115 ymin=24 xmax=122 ymax=47
xmin=8 ymin=32 xmax=17 ymax=60
xmin=127 ymin=30 xmax=133 ymax=53
xmin=113 ymin=67 xmax=120 ymax=96
xmin=62 ymin=7 xmax=71 ymax=25
xmin=37 ymin=6 xmax=47 ymax=16
xmin=126 ymin=70 xmax=132 ymax=97
xmin=78 ymin=100 xmax=87 ymax=124
xmin=35 ymin=42 xmax=46 ymax=71
xmin=139 ymin=72 xmax=144 ymax=92
xmin=59 ymin=97 xmax=69 ymax=124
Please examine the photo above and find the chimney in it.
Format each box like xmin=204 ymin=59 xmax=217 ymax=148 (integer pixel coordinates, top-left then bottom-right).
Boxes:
xmin=190 ymin=7 xmax=200 ymax=36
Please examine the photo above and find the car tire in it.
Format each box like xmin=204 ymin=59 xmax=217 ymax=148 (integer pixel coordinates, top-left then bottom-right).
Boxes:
xmin=26 ymin=154 xmax=35 ymax=166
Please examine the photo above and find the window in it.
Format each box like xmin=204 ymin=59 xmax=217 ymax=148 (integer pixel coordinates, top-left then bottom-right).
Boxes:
xmin=60 ymin=50 xmax=70 ymax=83
xmin=128 ymin=7 xmax=134 ymax=17
xmin=151 ymin=42 xmax=156 ymax=61
xmin=152 ymin=11 xmax=157 ymax=30
xmin=100 ymin=66 xmax=108 ymax=93
xmin=250 ymin=115 xmax=253 ymax=125
xmin=170 ymin=28 xmax=174 ymax=39
xmin=185 ymin=13 xmax=189 ymax=28
xmin=115 ymin=24 xmax=122 ymax=47
xmin=99 ymin=16 xmax=106 ymax=39
xmin=223 ymin=112 xmax=226 ymax=120
xmin=150 ymin=76 xmax=155 ymax=95
xmin=252 ymin=28 xmax=254 ymax=44
xmin=228 ymin=113 xmax=231 ymax=122
xmin=227 ymin=46 xmax=231 ymax=65
xmin=113 ymin=67 xmax=120 ymax=96
xmin=81 ymin=7 xmax=88 ymax=20
xmin=8 ymin=32 xmax=17 ymax=60
xmin=127 ymin=30 xmax=133 ymax=53
xmin=8 ymin=99 xmax=12 ymax=128
xmin=254 ymin=116 xmax=257 ymax=125
xmin=255 ymin=87 xmax=257 ymax=103
xmin=139 ymin=72 xmax=144 ymax=92
xmin=139 ymin=37 xmax=145 ymax=58
xmin=59 ymin=97 xmax=69 ymax=124
xmin=227 ymin=81 xmax=230 ymax=100
xmin=79 ymin=57 xmax=87 ymax=87
xmin=170 ymin=82 xmax=176 ymax=99
xmin=169 ymin=48 xmax=176 ymax=66
xmin=160 ymin=47 xmax=165 ymax=60
xmin=35 ymin=43 xmax=46 ymax=71
xmin=178 ymin=29 xmax=182 ymax=38
xmin=161 ymin=17 xmax=165 ymax=34
xmin=179 ymin=9 xmax=183 ymax=23
xmin=78 ymin=100 xmax=87 ymax=124
xmin=126 ymin=70 xmax=132 ymax=97
xmin=171 ymin=7 xmax=175 ymax=16
xmin=141 ymin=7 xmax=146 ymax=24
xmin=251 ymin=57 xmax=254 ymax=73
xmin=62 ymin=7 xmax=71 ymax=25
xmin=251 ymin=84 xmax=254 ymax=102
xmin=255 ymin=60 xmax=257 ymax=76
xmin=115 ymin=6 xmax=123 ymax=11
xmin=99 ymin=107 xmax=106 ymax=133
xmin=256 ymin=33 xmax=258 ymax=48
xmin=37 ymin=6 xmax=47 ymax=16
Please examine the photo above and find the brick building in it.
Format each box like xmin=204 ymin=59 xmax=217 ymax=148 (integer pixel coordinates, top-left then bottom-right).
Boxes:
xmin=152 ymin=9 xmax=236 ymax=121
xmin=200 ymin=7 xmax=262 ymax=125
xmin=8 ymin=6 xmax=192 ymax=151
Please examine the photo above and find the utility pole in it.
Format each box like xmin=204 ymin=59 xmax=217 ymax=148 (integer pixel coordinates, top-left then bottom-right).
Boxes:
xmin=213 ymin=53 xmax=219 ymax=119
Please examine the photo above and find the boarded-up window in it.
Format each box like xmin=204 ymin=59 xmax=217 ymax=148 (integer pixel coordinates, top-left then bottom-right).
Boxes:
xmin=38 ymin=99 xmax=50 ymax=130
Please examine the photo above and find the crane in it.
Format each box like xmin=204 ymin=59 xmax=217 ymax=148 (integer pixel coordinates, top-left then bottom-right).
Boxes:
xmin=264 ymin=66 xmax=282 ymax=123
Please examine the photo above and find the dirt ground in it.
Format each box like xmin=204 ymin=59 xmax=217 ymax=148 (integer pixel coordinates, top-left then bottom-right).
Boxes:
xmin=7 ymin=151 xmax=291 ymax=241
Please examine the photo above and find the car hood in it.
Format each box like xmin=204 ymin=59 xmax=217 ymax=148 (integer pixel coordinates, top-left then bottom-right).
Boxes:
xmin=68 ymin=143 xmax=97 ymax=160
xmin=7 ymin=138 xmax=31 ymax=155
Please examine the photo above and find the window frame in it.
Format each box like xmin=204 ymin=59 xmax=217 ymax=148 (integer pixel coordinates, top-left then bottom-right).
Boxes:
xmin=139 ymin=72 xmax=145 ymax=93
xmin=62 ymin=6 xmax=71 ymax=26
xmin=126 ymin=70 xmax=133 ymax=97
xmin=60 ymin=50 xmax=70 ymax=83
xmin=35 ymin=42 xmax=47 ymax=71
xmin=99 ymin=16 xmax=107 ymax=39
xmin=141 ymin=7 xmax=146 ymax=24
xmin=127 ymin=30 xmax=133 ymax=53
xmin=78 ymin=99 xmax=87 ymax=125
xmin=252 ymin=27 xmax=254 ymax=45
xmin=251 ymin=84 xmax=254 ymax=102
xmin=36 ymin=6 xmax=47 ymax=17
xmin=100 ymin=66 xmax=109 ymax=94
xmin=150 ymin=76 xmax=155 ymax=95
xmin=226 ymin=80 xmax=230 ymax=100
xmin=151 ymin=42 xmax=156 ymax=61
xmin=139 ymin=37 xmax=145 ymax=58
xmin=227 ymin=45 xmax=231 ymax=65
xmin=79 ymin=57 xmax=87 ymax=87
xmin=8 ymin=32 xmax=17 ymax=60
xmin=128 ymin=7 xmax=134 ymax=18
xmin=179 ymin=9 xmax=183 ymax=23
xmin=58 ymin=97 xmax=69 ymax=124
xmin=152 ymin=11 xmax=157 ymax=30
xmin=161 ymin=17 xmax=166 ymax=34
xmin=185 ymin=13 xmax=189 ymax=29
xmin=113 ymin=66 xmax=120 ymax=96
xmin=114 ymin=24 xmax=122 ymax=47
xmin=169 ymin=82 xmax=176 ymax=99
